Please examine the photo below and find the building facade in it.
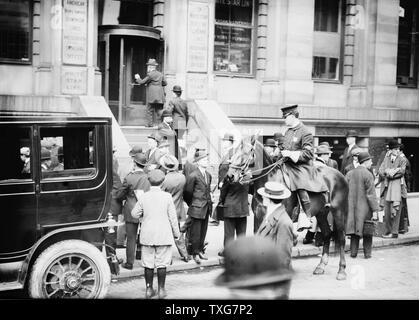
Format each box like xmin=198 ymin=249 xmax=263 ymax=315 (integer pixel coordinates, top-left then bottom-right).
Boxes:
xmin=1 ymin=0 xmax=418 ymax=190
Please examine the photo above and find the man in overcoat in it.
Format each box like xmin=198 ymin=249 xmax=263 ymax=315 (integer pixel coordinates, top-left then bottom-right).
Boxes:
xmin=145 ymin=132 xmax=163 ymax=173
xmin=345 ymin=152 xmax=379 ymax=258
xmin=340 ymin=130 xmax=359 ymax=173
xmin=379 ymin=139 xmax=407 ymax=239
xmin=158 ymin=109 xmax=178 ymax=159
xmin=168 ymin=85 xmax=189 ymax=138
xmin=183 ymin=150 xmax=213 ymax=264
xmin=134 ymin=58 xmax=167 ymax=127
xmin=116 ymin=153 xmax=151 ymax=269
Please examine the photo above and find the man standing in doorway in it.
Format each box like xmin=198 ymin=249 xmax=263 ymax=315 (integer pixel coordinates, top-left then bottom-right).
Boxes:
xmin=134 ymin=58 xmax=167 ymax=127
xmin=340 ymin=130 xmax=359 ymax=174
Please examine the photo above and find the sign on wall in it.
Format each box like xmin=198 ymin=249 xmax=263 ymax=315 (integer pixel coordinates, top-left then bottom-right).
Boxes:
xmin=61 ymin=67 xmax=87 ymax=95
xmin=62 ymin=0 xmax=88 ymax=65
xmin=187 ymin=1 xmax=209 ymax=72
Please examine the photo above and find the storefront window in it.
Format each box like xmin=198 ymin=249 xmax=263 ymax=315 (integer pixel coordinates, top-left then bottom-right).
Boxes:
xmin=397 ymin=0 xmax=418 ymax=87
xmin=312 ymin=0 xmax=344 ymax=81
xmin=0 ymin=0 xmax=31 ymax=64
xmin=214 ymin=0 xmax=254 ymax=74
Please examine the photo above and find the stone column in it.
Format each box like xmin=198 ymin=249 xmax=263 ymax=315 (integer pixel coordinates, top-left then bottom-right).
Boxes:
xmin=153 ymin=0 xmax=165 ymax=33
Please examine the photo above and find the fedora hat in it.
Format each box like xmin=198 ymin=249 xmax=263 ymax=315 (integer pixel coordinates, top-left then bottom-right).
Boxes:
xmin=173 ymin=85 xmax=182 ymax=92
xmin=351 ymin=147 xmax=362 ymax=157
xmin=20 ymin=147 xmax=30 ymax=156
xmin=358 ymin=151 xmax=372 ymax=164
xmin=161 ymin=109 xmax=173 ymax=119
xmin=146 ymin=58 xmax=158 ymax=66
xmin=129 ymin=145 xmax=143 ymax=157
xmin=215 ymin=236 xmax=294 ymax=289
xmin=133 ymin=153 xmax=147 ymax=167
xmin=264 ymin=138 xmax=276 ymax=148
xmin=319 ymin=141 xmax=333 ymax=149
xmin=315 ymin=145 xmax=332 ymax=155
xmin=346 ymin=130 xmax=358 ymax=138
xmin=193 ymin=149 xmax=209 ymax=163
xmin=159 ymin=154 xmax=179 ymax=171
xmin=388 ymin=139 xmax=400 ymax=150
xmin=281 ymin=104 xmax=298 ymax=119
xmin=257 ymin=181 xmax=291 ymax=200
xmin=222 ymin=133 xmax=235 ymax=142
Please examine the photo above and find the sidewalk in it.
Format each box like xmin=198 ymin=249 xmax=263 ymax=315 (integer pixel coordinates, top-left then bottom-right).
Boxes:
xmin=114 ymin=196 xmax=419 ymax=280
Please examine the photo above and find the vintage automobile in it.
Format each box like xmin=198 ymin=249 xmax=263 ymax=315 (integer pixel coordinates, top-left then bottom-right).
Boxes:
xmin=0 ymin=116 xmax=118 ymax=298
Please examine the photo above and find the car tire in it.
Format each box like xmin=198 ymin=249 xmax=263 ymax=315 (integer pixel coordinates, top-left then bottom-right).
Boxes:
xmin=28 ymin=239 xmax=111 ymax=299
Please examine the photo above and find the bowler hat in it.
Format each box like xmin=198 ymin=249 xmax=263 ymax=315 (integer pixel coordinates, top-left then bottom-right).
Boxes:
xmin=346 ymin=130 xmax=358 ymax=138
xmin=173 ymin=85 xmax=182 ymax=92
xmin=20 ymin=147 xmax=30 ymax=156
xmin=319 ymin=141 xmax=333 ymax=149
xmin=215 ymin=235 xmax=294 ymax=289
xmin=133 ymin=153 xmax=147 ymax=167
xmin=193 ymin=150 xmax=209 ymax=163
xmin=147 ymin=132 xmax=160 ymax=142
xmin=41 ymin=148 xmax=51 ymax=160
xmin=358 ymin=151 xmax=372 ymax=164
xmin=148 ymin=169 xmax=165 ymax=185
xmin=264 ymin=138 xmax=276 ymax=148
xmin=146 ymin=58 xmax=158 ymax=66
xmin=161 ymin=109 xmax=173 ymax=119
xmin=257 ymin=181 xmax=291 ymax=200
xmin=159 ymin=154 xmax=179 ymax=171
xmin=315 ymin=145 xmax=332 ymax=155
xmin=129 ymin=145 xmax=143 ymax=157
xmin=388 ymin=139 xmax=400 ymax=150
xmin=158 ymin=140 xmax=170 ymax=149
xmin=281 ymin=104 xmax=298 ymax=118
xmin=222 ymin=133 xmax=235 ymax=142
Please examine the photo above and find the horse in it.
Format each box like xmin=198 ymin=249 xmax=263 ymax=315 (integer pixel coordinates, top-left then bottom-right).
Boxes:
xmin=228 ymin=135 xmax=349 ymax=280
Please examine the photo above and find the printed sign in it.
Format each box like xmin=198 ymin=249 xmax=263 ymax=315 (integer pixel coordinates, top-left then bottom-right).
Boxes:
xmin=61 ymin=67 xmax=87 ymax=95
xmin=187 ymin=1 xmax=209 ymax=72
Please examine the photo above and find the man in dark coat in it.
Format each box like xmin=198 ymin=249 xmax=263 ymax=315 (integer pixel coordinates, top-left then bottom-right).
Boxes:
xmin=134 ymin=58 xmax=167 ymax=127
xmin=318 ymin=142 xmax=338 ymax=169
xmin=183 ymin=150 xmax=213 ymax=264
xmin=340 ymin=130 xmax=359 ymax=173
xmin=145 ymin=132 xmax=163 ymax=173
xmin=280 ymin=105 xmax=329 ymax=229
xmin=345 ymin=152 xmax=379 ymax=259
xmin=399 ymin=144 xmax=411 ymax=234
xmin=158 ymin=109 xmax=178 ymax=159
xmin=168 ymin=85 xmax=189 ymax=138
xmin=116 ymin=153 xmax=151 ymax=269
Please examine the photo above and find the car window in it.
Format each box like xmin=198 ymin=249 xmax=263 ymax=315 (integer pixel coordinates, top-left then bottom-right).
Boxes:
xmin=40 ymin=126 xmax=96 ymax=180
xmin=0 ymin=126 xmax=32 ymax=182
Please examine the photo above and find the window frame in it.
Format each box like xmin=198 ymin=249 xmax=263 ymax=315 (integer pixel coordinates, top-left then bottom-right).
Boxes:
xmin=0 ymin=0 xmax=33 ymax=65
xmin=213 ymin=0 xmax=257 ymax=77
xmin=312 ymin=0 xmax=345 ymax=83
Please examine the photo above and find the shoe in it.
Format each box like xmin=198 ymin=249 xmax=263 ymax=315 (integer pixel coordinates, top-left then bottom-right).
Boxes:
xmin=193 ymin=255 xmax=201 ymax=264
xmin=302 ymin=238 xmax=313 ymax=245
xmin=364 ymin=255 xmax=372 ymax=259
xmin=121 ymin=262 xmax=133 ymax=270
xmin=350 ymin=254 xmax=357 ymax=258
xmin=314 ymin=240 xmax=324 ymax=247
xmin=182 ymin=256 xmax=190 ymax=262
xmin=118 ymin=258 xmax=124 ymax=264
xmin=145 ymin=287 xmax=156 ymax=299
xmin=158 ymin=288 xmax=167 ymax=299
xmin=209 ymin=220 xmax=219 ymax=226
xmin=198 ymin=252 xmax=208 ymax=260
xmin=382 ymin=234 xmax=398 ymax=239
xmin=202 ymin=241 xmax=209 ymax=253
xmin=180 ymin=225 xmax=187 ymax=233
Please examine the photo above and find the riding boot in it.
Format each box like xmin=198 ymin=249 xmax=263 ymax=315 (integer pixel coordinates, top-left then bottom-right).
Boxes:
xmin=350 ymin=235 xmax=360 ymax=258
xmin=298 ymin=190 xmax=311 ymax=218
xmin=144 ymin=267 xmax=156 ymax=299
xmin=303 ymin=231 xmax=315 ymax=244
xmin=157 ymin=267 xmax=167 ymax=299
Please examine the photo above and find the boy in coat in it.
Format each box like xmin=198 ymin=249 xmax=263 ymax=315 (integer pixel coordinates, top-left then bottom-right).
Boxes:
xmin=345 ymin=152 xmax=379 ymax=258
xmin=131 ymin=169 xmax=180 ymax=299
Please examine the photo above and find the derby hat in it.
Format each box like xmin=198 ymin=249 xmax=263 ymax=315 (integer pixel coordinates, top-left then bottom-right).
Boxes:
xmin=159 ymin=154 xmax=179 ymax=171
xmin=146 ymin=58 xmax=158 ymax=66
xmin=388 ymin=139 xmax=400 ymax=150
xmin=193 ymin=149 xmax=209 ymax=163
xmin=257 ymin=181 xmax=291 ymax=200
xmin=161 ymin=109 xmax=173 ymax=119
xmin=281 ymin=104 xmax=298 ymax=119
xmin=315 ymin=145 xmax=332 ymax=155
xmin=41 ymin=148 xmax=51 ymax=160
xmin=148 ymin=169 xmax=165 ymax=185
xmin=319 ymin=141 xmax=333 ymax=149
xmin=172 ymin=85 xmax=182 ymax=92
xmin=264 ymin=138 xmax=276 ymax=148
xmin=129 ymin=145 xmax=143 ymax=157
xmin=215 ymin=235 xmax=294 ymax=289
xmin=346 ymin=130 xmax=358 ymax=138
xmin=222 ymin=133 xmax=235 ymax=142
xmin=132 ymin=153 xmax=147 ymax=167
xmin=158 ymin=140 xmax=170 ymax=149
xmin=358 ymin=151 xmax=372 ymax=164
xmin=351 ymin=147 xmax=362 ymax=157
xmin=20 ymin=147 xmax=30 ymax=156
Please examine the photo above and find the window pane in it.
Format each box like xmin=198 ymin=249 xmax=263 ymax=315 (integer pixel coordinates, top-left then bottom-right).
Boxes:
xmin=0 ymin=0 xmax=31 ymax=62
xmin=214 ymin=25 xmax=230 ymax=72
xmin=314 ymin=0 xmax=339 ymax=32
xmin=312 ymin=56 xmax=338 ymax=80
xmin=0 ymin=126 xmax=32 ymax=181
xmin=229 ymin=27 xmax=251 ymax=73
xmin=215 ymin=0 xmax=253 ymax=25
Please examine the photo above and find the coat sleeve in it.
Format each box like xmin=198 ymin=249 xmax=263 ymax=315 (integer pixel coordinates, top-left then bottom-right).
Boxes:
xmin=390 ymin=156 xmax=407 ymax=179
xmin=378 ymin=156 xmax=389 ymax=178
xmin=219 ymin=177 xmax=230 ymax=204
xmin=167 ymin=195 xmax=180 ymax=239
xmin=115 ymin=177 xmax=129 ymax=201
xmin=298 ymin=129 xmax=314 ymax=163
xmin=131 ymin=195 xmax=144 ymax=220
xmin=364 ymin=173 xmax=379 ymax=212
xmin=275 ymin=220 xmax=294 ymax=269
xmin=183 ymin=174 xmax=195 ymax=206
xmin=135 ymin=75 xmax=151 ymax=85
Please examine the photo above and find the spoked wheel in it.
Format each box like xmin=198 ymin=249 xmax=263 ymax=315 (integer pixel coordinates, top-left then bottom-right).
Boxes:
xmin=28 ymin=240 xmax=111 ymax=299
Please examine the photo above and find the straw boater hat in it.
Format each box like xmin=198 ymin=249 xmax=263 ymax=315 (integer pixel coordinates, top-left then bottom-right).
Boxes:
xmin=159 ymin=154 xmax=179 ymax=171
xmin=146 ymin=58 xmax=158 ymax=66
xmin=257 ymin=181 xmax=291 ymax=200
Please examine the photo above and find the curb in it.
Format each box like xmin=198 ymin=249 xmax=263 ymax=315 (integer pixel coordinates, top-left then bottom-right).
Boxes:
xmin=113 ymin=234 xmax=419 ymax=281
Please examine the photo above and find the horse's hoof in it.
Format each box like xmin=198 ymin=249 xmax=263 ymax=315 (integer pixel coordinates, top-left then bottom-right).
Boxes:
xmin=313 ymin=267 xmax=325 ymax=275
xmin=336 ymin=271 xmax=347 ymax=281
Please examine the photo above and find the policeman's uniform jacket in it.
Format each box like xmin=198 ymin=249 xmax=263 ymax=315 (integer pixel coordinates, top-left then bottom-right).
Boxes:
xmin=340 ymin=144 xmax=359 ymax=173
xmin=282 ymin=121 xmax=328 ymax=193
xmin=116 ymin=168 xmax=151 ymax=224
xmin=135 ymin=70 xmax=167 ymax=104
xmin=183 ymin=168 xmax=212 ymax=219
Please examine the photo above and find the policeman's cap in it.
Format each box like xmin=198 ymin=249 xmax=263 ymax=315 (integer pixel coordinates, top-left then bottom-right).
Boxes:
xmin=281 ymin=104 xmax=298 ymax=119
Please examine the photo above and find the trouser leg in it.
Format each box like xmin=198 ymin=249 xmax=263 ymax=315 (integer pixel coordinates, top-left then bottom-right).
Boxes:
xmin=146 ymin=103 xmax=154 ymax=126
xmin=297 ymin=189 xmax=311 ymax=218
xmin=125 ymin=222 xmax=139 ymax=265
xmin=223 ymin=218 xmax=235 ymax=247
xmin=236 ymin=217 xmax=247 ymax=237
xmin=116 ymin=214 xmax=126 ymax=246
xmin=383 ymin=201 xmax=393 ymax=235
xmin=350 ymin=234 xmax=360 ymax=258
xmin=199 ymin=211 xmax=210 ymax=252
xmin=391 ymin=203 xmax=401 ymax=235
xmin=363 ymin=235 xmax=373 ymax=258
xmin=189 ymin=217 xmax=202 ymax=255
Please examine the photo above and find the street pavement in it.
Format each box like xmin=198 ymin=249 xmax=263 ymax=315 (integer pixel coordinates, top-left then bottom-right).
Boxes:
xmin=107 ymin=244 xmax=419 ymax=299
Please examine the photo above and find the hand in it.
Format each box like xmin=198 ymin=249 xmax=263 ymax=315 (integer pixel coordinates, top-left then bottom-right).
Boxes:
xmin=134 ymin=73 xmax=141 ymax=80
xmin=281 ymin=150 xmax=290 ymax=158
xmin=372 ymin=212 xmax=378 ymax=221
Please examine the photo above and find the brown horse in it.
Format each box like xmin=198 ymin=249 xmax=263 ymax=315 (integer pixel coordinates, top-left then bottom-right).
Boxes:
xmin=229 ymin=135 xmax=349 ymax=280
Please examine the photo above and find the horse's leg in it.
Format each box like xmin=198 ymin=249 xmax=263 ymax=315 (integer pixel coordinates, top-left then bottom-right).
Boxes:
xmin=313 ymin=206 xmax=331 ymax=275
xmin=335 ymin=219 xmax=347 ymax=280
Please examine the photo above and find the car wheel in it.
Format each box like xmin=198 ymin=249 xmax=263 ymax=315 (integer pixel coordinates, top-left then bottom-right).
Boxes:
xmin=28 ymin=239 xmax=111 ymax=299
